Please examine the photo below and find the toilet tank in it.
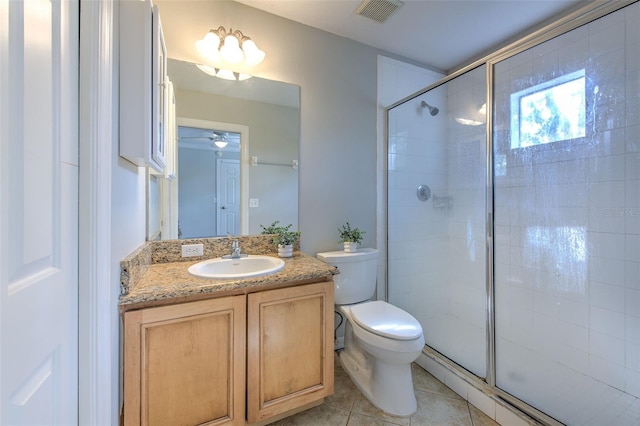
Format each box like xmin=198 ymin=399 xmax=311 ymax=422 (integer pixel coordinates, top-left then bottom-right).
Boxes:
xmin=316 ymin=248 xmax=378 ymax=305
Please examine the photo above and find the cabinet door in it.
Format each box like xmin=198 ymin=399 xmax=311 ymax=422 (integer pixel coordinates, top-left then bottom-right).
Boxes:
xmin=124 ymin=296 xmax=246 ymax=426
xmin=118 ymin=0 xmax=165 ymax=172
xmin=150 ymin=5 xmax=166 ymax=171
xmin=247 ymin=282 xmax=334 ymax=424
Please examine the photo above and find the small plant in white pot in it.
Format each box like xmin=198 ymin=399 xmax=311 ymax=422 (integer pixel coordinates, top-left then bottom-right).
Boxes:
xmin=338 ymin=222 xmax=365 ymax=253
xmin=260 ymin=221 xmax=301 ymax=258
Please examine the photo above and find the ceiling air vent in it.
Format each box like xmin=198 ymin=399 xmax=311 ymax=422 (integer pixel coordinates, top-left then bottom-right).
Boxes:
xmin=354 ymin=0 xmax=404 ymax=23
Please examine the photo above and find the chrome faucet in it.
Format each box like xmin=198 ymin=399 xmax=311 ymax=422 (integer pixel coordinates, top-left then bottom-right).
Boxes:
xmin=223 ymin=239 xmax=247 ymax=259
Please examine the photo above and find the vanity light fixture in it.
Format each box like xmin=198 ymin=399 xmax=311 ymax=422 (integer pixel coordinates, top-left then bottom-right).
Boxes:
xmin=195 ymin=26 xmax=265 ymax=80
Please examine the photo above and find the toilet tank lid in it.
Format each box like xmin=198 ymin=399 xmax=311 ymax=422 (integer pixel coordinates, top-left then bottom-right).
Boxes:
xmin=350 ymin=301 xmax=423 ymax=340
xmin=316 ymin=248 xmax=378 ymax=264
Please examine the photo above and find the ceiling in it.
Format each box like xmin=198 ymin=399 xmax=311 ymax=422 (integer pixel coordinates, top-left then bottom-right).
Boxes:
xmin=235 ymin=0 xmax=586 ymax=71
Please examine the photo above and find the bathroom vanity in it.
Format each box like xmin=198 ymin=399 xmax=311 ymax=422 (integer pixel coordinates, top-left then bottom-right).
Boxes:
xmin=120 ymin=236 xmax=337 ymax=425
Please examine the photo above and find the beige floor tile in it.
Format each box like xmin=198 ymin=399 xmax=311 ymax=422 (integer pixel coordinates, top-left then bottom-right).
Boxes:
xmin=468 ymin=404 xmax=500 ymax=426
xmin=351 ymin=393 xmax=411 ymax=426
xmin=411 ymin=363 xmax=461 ymax=400
xmin=325 ymin=366 xmax=359 ymax=412
xmin=347 ymin=412 xmax=407 ymax=426
xmin=282 ymin=403 xmax=350 ymax=426
xmin=410 ymin=389 xmax=473 ymax=426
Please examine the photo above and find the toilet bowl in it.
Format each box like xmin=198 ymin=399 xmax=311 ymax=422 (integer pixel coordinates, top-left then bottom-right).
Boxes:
xmin=316 ymin=249 xmax=425 ymax=417
xmin=339 ymin=301 xmax=425 ymax=416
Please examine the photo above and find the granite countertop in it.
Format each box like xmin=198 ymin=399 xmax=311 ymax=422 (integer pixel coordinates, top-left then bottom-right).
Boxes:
xmin=119 ymin=251 xmax=337 ymax=310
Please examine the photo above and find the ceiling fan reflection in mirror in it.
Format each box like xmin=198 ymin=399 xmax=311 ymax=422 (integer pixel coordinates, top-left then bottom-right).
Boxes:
xmin=178 ymin=128 xmax=241 ymax=155
xmin=181 ymin=132 xmax=227 ymax=146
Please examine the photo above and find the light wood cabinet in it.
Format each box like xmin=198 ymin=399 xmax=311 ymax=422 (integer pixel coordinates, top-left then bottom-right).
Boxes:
xmin=247 ymin=281 xmax=334 ymax=424
xmin=123 ymin=296 xmax=246 ymax=426
xmin=123 ymin=281 xmax=334 ymax=426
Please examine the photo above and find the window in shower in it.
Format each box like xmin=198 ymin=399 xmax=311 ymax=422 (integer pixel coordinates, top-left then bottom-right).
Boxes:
xmin=510 ymin=69 xmax=586 ymax=148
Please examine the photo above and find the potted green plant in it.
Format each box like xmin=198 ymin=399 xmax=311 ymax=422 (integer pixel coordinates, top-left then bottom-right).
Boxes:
xmin=260 ymin=221 xmax=301 ymax=258
xmin=338 ymin=222 xmax=365 ymax=252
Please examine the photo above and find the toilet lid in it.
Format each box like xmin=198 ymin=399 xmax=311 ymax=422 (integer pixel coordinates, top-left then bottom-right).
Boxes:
xmin=350 ymin=301 xmax=422 ymax=341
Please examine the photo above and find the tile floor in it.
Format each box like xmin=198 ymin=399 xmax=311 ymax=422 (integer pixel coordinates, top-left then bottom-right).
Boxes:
xmin=270 ymin=352 xmax=500 ymax=426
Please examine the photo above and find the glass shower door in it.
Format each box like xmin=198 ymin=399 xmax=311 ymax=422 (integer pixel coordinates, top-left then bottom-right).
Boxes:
xmin=387 ymin=65 xmax=488 ymax=378
xmin=492 ymin=3 xmax=639 ymax=423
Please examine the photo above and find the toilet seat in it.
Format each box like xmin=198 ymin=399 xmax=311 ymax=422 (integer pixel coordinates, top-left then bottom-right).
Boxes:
xmin=350 ymin=301 xmax=422 ymax=341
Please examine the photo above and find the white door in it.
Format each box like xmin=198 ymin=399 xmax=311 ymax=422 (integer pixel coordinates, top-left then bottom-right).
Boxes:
xmin=0 ymin=0 xmax=79 ymax=424
xmin=216 ymin=158 xmax=240 ymax=235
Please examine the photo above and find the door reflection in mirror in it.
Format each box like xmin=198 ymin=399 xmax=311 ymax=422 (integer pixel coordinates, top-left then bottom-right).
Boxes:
xmin=178 ymin=126 xmax=241 ymax=238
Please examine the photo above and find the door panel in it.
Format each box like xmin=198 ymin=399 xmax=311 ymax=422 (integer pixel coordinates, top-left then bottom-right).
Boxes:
xmin=247 ymin=282 xmax=334 ymax=423
xmin=217 ymin=158 xmax=240 ymax=235
xmin=0 ymin=0 xmax=79 ymax=423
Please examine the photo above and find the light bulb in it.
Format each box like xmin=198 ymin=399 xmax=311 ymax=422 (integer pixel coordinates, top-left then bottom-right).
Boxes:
xmin=241 ymin=39 xmax=265 ymax=66
xmin=220 ymin=35 xmax=243 ymax=63
xmin=195 ymin=32 xmax=220 ymax=62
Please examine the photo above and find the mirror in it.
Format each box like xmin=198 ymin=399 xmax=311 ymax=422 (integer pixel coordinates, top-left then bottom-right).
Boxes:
xmin=148 ymin=59 xmax=300 ymax=240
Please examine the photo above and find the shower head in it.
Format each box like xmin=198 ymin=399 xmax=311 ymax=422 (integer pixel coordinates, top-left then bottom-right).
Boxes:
xmin=420 ymin=100 xmax=439 ymax=116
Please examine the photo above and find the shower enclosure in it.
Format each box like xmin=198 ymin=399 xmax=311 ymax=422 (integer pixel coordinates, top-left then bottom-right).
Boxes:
xmin=386 ymin=2 xmax=639 ymax=425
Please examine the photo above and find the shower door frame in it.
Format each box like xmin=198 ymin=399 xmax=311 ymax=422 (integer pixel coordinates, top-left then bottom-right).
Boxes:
xmin=384 ymin=1 xmax=636 ymax=424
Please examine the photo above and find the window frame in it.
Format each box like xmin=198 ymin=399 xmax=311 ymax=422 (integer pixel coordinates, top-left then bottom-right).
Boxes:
xmin=509 ymin=68 xmax=586 ymax=149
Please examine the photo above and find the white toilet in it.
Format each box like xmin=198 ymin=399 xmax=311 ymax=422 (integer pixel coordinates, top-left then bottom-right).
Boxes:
xmin=316 ymin=248 xmax=425 ymax=416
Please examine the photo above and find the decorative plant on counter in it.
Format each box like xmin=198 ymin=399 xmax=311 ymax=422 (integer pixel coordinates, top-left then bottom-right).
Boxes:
xmin=260 ymin=221 xmax=301 ymax=257
xmin=338 ymin=222 xmax=365 ymax=252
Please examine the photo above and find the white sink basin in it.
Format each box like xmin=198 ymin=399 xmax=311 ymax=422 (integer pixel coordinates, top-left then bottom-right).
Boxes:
xmin=188 ymin=255 xmax=285 ymax=279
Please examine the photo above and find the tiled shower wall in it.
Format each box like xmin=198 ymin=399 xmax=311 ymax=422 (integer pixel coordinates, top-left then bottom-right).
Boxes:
xmin=388 ymin=65 xmax=488 ymax=379
xmin=387 ymin=83 xmax=450 ymax=348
